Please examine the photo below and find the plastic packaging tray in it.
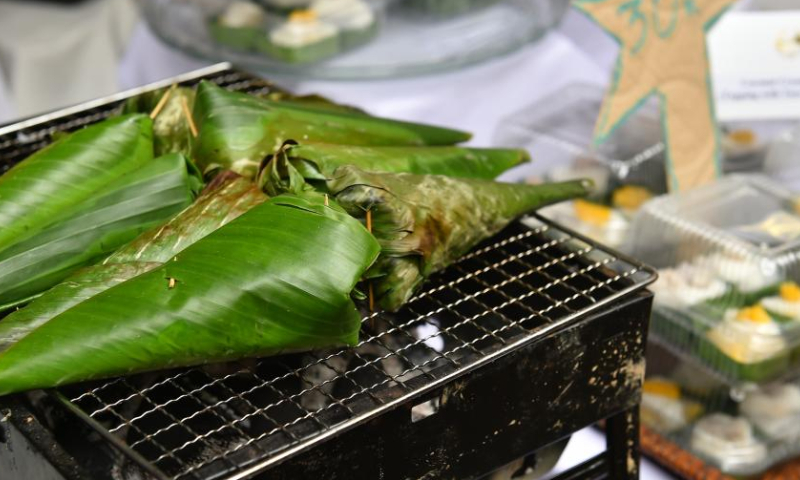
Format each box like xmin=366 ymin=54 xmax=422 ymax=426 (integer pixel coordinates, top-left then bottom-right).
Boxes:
xmin=492 ymin=84 xmax=796 ymax=252
xmin=642 ymin=339 xmax=800 ymax=478
xmin=140 ymin=0 xmax=568 ymax=79
xmin=629 ymin=175 xmax=800 ymax=383
xmin=493 ymin=83 xmax=668 ymax=251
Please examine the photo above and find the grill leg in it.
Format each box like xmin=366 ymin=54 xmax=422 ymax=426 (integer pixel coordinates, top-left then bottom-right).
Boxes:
xmin=605 ymin=407 xmax=640 ymax=480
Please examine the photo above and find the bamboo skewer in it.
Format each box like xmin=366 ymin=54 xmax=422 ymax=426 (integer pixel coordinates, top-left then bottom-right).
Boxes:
xmin=149 ymin=85 xmax=175 ymax=120
xmin=181 ymin=97 xmax=198 ymax=138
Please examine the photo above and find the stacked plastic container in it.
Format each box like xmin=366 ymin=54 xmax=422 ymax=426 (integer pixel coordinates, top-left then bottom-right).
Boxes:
xmin=494 ymin=83 xmax=800 ymax=477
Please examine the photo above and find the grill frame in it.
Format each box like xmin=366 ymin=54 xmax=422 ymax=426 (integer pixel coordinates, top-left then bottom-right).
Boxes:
xmin=0 ymin=65 xmax=657 ymax=480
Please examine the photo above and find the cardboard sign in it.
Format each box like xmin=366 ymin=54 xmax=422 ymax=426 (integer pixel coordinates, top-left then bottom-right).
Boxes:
xmin=710 ymin=10 xmax=800 ymax=122
xmin=574 ymin=0 xmax=738 ymax=192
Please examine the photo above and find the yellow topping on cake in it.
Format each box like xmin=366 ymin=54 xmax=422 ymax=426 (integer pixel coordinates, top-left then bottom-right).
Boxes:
xmin=289 ymin=9 xmax=318 ymax=22
xmin=611 ymin=185 xmax=653 ymax=211
xmin=643 ymin=379 xmax=681 ymax=399
xmin=573 ymin=199 xmax=611 ymax=227
xmin=684 ymin=402 xmax=704 ymax=422
xmin=780 ymin=282 xmax=800 ymax=302
xmin=727 ymin=129 xmax=756 ymax=147
xmin=737 ymin=305 xmax=772 ymax=324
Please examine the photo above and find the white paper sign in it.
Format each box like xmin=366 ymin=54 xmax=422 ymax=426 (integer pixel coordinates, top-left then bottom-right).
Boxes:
xmin=709 ymin=10 xmax=800 ymax=121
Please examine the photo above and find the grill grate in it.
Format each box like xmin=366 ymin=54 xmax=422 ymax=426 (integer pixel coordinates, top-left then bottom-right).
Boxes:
xmin=0 ymin=65 xmax=657 ymax=480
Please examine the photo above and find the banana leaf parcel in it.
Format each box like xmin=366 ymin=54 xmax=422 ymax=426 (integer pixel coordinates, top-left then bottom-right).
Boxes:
xmin=307 ymin=165 xmax=591 ymax=311
xmin=265 ymin=141 xmax=529 ymax=183
xmin=121 ymin=86 xmax=196 ymax=157
xmin=0 ymin=193 xmax=380 ymax=395
xmin=0 ymin=172 xmax=267 ymax=354
xmin=191 ymin=80 xmax=472 ymax=178
xmin=0 ymin=115 xmax=200 ymax=309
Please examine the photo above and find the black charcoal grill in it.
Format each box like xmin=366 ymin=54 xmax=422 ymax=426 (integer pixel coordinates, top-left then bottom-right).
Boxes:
xmin=0 ymin=64 xmax=657 ymax=480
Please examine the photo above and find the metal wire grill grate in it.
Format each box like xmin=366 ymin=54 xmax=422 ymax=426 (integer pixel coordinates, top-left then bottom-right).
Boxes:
xmin=0 ymin=65 xmax=657 ymax=480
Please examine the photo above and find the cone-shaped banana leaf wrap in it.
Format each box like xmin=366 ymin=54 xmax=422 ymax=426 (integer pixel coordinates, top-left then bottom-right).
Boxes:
xmin=191 ymin=81 xmax=472 ymax=178
xmin=0 ymin=172 xmax=267 ymax=353
xmin=0 ymin=153 xmax=200 ymax=309
xmin=0 ymin=194 xmax=380 ymax=395
xmin=0 ymin=114 xmax=153 ymax=253
xmin=268 ymin=142 xmax=530 ymax=182
xmin=325 ymin=167 xmax=594 ymax=311
xmin=121 ymin=86 xmax=196 ymax=157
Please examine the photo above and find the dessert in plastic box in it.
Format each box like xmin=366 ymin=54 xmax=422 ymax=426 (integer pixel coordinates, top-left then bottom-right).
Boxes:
xmin=494 ymin=83 xmax=666 ymax=250
xmin=642 ymin=342 xmax=800 ymax=477
xmin=494 ymin=84 xmax=795 ymax=251
xmin=631 ymin=175 xmax=800 ymax=383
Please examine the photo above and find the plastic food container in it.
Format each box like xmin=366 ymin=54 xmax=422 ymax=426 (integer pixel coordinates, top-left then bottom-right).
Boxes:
xmin=140 ymin=0 xmax=568 ymax=79
xmin=643 ymin=340 xmax=800 ymax=477
xmin=493 ymin=83 xmax=669 ymax=251
xmin=629 ymin=175 xmax=800 ymax=383
xmin=494 ymin=82 xmax=799 ymax=251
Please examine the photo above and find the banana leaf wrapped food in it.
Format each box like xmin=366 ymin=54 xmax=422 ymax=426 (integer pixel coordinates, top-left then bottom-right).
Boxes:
xmin=0 ymin=114 xmax=200 ymax=309
xmin=262 ymin=157 xmax=593 ymax=311
xmin=191 ymin=80 xmax=472 ymax=178
xmin=268 ymin=141 xmax=529 ymax=182
xmin=0 ymin=172 xmax=266 ymax=353
xmin=121 ymin=86 xmax=196 ymax=157
xmin=0 ymin=192 xmax=379 ymax=395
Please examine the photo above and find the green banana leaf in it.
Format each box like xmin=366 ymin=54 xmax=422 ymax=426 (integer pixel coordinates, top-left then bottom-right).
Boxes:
xmin=265 ymin=141 xmax=529 ymax=183
xmin=191 ymin=81 xmax=472 ymax=178
xmin=121 ymin=86 xmax=196 ymax=157
xmin=0 ymin=153 xmax=199 ymax=309
xmin=262 ymin=91 xmax=368 ymax=115
xmin=0 ymin=114 xmax=153 ymax=253
xmin=325 ymin=167 xmax=594 ymax=311
xmin=0 ymin=193 xmax=379 ymax=395
xmin=0 ymin=172 xmax=267 ymax=352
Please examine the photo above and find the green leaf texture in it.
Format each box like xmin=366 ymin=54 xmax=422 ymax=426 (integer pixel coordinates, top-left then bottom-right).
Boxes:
xmin=0 ymin=153 xmax=197 ymax=308
xmin=191 ymin=81 xmax=471 ymax=178
xmin=270 ymin=142 xmax=530 ymax=181
xmin=0 ymin=114 xmax=153 ymax=252
xmin=0 ymin=172 xmax=267 ymax=354
xmin=0 ymin=193 xmax=379 ymax=395
xmin=327 ymin=167 xmax=594 ymax=311
xmin=121 ymin=86 xmax=196 ymax=157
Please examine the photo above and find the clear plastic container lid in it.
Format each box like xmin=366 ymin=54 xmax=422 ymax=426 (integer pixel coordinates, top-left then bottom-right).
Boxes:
xmin=630 ymin=175 xmax=800 ymax=383
xmin=493 ymin=83 xmax=668 ymax=251
xmin=140 ymin=0 xmax=568 ymax=79
xmin=642 ymin=341 xmax=800 ymax=477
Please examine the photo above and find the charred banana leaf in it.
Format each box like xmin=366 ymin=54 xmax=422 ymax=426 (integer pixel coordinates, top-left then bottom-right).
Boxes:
xmin=0 ymin=193 xmax=379 ymax=395
xmin=191 ymin=81 xmax=472 ymax=178
xmin=326 ymin=167 xmax=593 ymax=310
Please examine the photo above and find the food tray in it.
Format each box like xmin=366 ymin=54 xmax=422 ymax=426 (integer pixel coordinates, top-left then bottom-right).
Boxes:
xmin=641 ymin=339 xmax=800 ymax=478
xmin=493 ymin=83 xmax=667 ymax=252
xmin=628 ymin=175 xmax=800 ymax=383
xmin=0 ymin=64 xmax=657 ymax=480
xmin=140 ymin=0 xmax=568 ymax=79
xmin=493 ymin=84 xmax=797 ymax=253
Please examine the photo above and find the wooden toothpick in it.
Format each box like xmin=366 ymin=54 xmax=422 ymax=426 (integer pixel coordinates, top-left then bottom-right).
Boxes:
xmin=149 ymin=85 xmax=175 ymax=119
xmin=181 ymin=97 xmax=198 ymax=138
xmin=324 ymin=194 xmax=329 ymax=206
